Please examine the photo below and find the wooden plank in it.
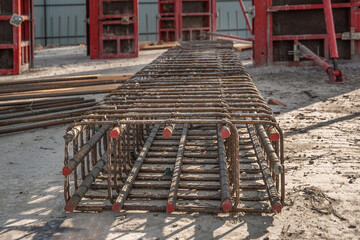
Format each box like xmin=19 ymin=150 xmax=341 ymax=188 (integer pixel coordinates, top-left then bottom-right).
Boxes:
xmin=140 ymin=41 xmax=180 ymax=50
xmin=233 ymin=43 xmax=253 ymax=51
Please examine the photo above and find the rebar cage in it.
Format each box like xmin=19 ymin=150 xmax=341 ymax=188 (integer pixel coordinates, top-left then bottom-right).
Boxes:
xmin=62 ymin=41 xmax=285 ymax=214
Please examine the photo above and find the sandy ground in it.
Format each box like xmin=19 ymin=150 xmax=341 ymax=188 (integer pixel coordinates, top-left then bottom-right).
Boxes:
xmin=0 ymin=46 xmax=359 ymax=240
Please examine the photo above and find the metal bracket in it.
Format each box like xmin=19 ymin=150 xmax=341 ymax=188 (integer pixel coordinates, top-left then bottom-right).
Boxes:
xmin=288 ymin=45 xmax=302 ymax=61
xmin=9 ymin=14 xmax=24 ymax=27
xmin=120 ymin=16 xmax=130 ymax=25
xmin=342 ymin=30 xmax=360 ymax=40
xmin=247 ymin=6 xmax=255 ymax=17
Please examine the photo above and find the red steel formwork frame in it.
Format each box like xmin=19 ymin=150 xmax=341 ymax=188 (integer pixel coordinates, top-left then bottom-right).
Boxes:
xmin=158 ymin=0 xmax=179 ymax=42
xmin=0 ymin=0 xmax=34 ymax=75
xmin=158 ymin=0 xmax=216 ymax=42
xmin=252 ymin=0 xmax=360 ymax=67
xmin=89 ymin=0 xmax=139 ymax=59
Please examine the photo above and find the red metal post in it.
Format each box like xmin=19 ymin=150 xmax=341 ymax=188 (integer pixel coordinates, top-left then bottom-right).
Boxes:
xmin=13 ymin=0 xmax=21 ymax=75
xmin=253 ymin=0 xmax=267 ymax=66
xmin=322 ymin=0 xmax=339 ymax=59
xmin=89 ymin=0 xmax=99 ymax=59
xmin=134 ymin=0 xmax=139 ymax=56
xmin=176 ymin=0 xmax=181 ymax=40
xmin=211 ymin=0 xmax=217 ymax=34
xmin=350 ymin=0 xmax=360 ymax=55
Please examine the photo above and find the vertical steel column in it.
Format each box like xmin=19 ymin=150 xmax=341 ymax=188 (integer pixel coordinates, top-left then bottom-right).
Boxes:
xmin=211 ymin=0 xmax=217 ymax=35
xmin=13 ymin=0 xmax=21 ymax=74
xmin=43 ymin=0 xmax=47 ymax=46
xmin=89 ymin=0 xmax=99 ymax=59
xmin=253 ymin=0 xmax=267 ymax=66
xmin=323 ymin=0 xmax=339 ymax=59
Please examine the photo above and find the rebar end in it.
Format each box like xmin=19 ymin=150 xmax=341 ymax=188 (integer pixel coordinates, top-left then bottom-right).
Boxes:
xmin=220 ymin=126 xmax=231 ymax=139
xmin=112 ymin=203 xmax=121 ymax=212
xmin=166 ymin=203 xmax=175 ymax=213
xmin=274 ymin=165 xmax=283 ymax=175
xmin=269 ymin=132 xmax=280 ymax=141
xmin=62 ymin=166 xmax=71 ymax=176
xmin=272 ymin=202 xmax=282 ymax=213
xmin=64 ymin=202 xmax=75 ymax=212
xmin=110 ymin=127 xmax=120 ymax=139
xmin=63 ymin=129 xmax=76 ymax=143
xmin=221 ymin=199 xmax=232 ymax=212
xmin=163 ymin=127 xmax=173 ymax=139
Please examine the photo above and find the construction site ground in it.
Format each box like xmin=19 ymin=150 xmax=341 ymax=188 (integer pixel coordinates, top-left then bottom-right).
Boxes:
xmin=0 ymin=45 xmax=359 ymax=240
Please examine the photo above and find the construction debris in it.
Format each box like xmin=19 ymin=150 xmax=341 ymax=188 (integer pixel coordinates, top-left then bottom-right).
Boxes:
xmin=139 ymin=41 xmax=180 ymax=51
xmin=62 ymin=41 xmax=285 ymax=214
xmin=268 ymin=98 xmax=287 ymax=106
xmin=233 ymin=43 xmax=253 ymax=52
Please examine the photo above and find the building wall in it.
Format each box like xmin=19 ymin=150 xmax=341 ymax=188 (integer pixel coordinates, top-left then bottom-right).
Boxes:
xmin=34 ymin=0 xmax=251 ymax=46
xmin=34 ymin=0 xmax=87 ymax=45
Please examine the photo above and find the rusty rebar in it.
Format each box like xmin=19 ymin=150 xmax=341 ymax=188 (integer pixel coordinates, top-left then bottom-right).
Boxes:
xmin=217 ymin=125 xmax=232 ymax=212
xmin=62 ymin=125 xmax=110 ymax=176
xmin=112 ymin=124 xmax=160 ymax=212
xmin=247 ymin=124 xmax=282 ymax=213
xmin=166 ymin=124 xmax=189 ymax=213
xmin=0 ymin=109 xmax=87 ymax=127
xmin=61 ymin=40 xmax=285 ymax=214
xmin=64 ymin=146 xmax=114 ymax=212
xmin=0 ymin=101 xmax=96 ymax=121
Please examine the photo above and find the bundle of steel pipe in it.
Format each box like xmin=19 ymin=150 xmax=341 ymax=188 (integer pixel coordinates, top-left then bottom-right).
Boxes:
xmin=62 ymin=41 xmax=285 ymax=214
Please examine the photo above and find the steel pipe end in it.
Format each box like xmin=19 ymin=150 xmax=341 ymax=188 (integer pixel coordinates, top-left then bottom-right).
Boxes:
xmin=62 ymin=166 xmax=71 ymax=176
xmin=269 ymin=132 xmax=280 ymax=142
xmin=163 ymin=126 xmax=173 ymax=139
xmin=112 ymin=203 xmax=121 ymax=212
xmin=64 ymin=202 xmax=75 ymax=212
xmin=166 ymin=203 xmax=175 ymax=213
xmin=220 ymin=125 xmax=231 ymax=139
xmin=110 ymin=127 xmax=120 ymax=139
xmin=63 ymin=129 xmax=76 ymax=143
xmin=272 ymin=202 xmax=282 ymax=214
xmin=274 ymin=165 xmax=283 ymax=175
xmin=221 ymin=199 xmax=232 ymax=212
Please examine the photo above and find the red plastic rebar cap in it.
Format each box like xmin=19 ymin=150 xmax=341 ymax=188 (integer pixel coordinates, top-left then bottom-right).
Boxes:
xmin=62 ymin=166 xmax=71 ymax=176
xmin=221 ymin=199 xmax=232 ymax=212
xmin=272 ymin=202 xmax=282 ymax=214
xmin=220 ymin=126 xmax=231 ymax=139
xmin=110 ymin=128 xmax=120 ymax=139
xmin=64 ymin=203 xmax=75 ymax=212
xmin=163 ymin=127 xmax=173 ymax=139
xmin=112 ymin=203 xmax=121 ymax=212
xmin=269 ymin=132 xmax=280 ymax=142
xmin=166 ymin=203 xmax=175 ymax=213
